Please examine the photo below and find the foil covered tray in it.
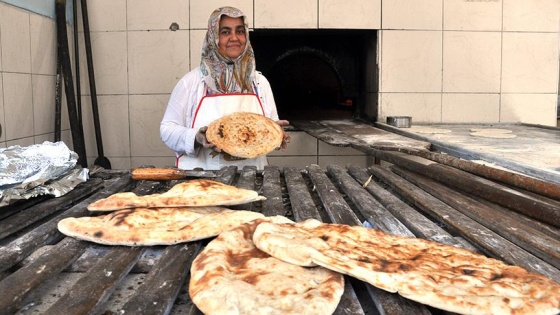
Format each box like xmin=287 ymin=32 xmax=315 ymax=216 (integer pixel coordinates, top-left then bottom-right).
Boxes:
xmin=0 ymin=141 xmax=88 ymax=207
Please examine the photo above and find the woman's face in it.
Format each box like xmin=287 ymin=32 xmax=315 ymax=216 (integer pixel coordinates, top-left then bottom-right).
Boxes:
xmin=218 ymin=16 xmax=247 ymax=59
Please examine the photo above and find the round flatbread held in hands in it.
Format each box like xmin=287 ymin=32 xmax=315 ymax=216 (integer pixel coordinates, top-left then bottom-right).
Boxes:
xmin=206 ymin=112 xmax=283 ymax=159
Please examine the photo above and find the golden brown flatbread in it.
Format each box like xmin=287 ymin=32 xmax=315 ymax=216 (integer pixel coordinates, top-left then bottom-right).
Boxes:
xmin=87 ymin=179 xmax=266 ymax=211
xmin=189 ymin=216 xmax=345 ymax=315
xmin=206 ymin=112 xmax=283 ymax=159
xmin=253 ymin=219 xmax=560 ymax=315
xmin=57 ymin=206 xmax=264 ymax=246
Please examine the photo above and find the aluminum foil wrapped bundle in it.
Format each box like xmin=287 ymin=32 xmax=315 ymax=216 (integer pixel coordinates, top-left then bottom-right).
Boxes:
xmin=0 ymin=141 xmax=89 ymax=207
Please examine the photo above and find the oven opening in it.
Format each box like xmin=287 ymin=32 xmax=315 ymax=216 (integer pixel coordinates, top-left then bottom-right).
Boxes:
xmin=251 ymin=29 xmax=378 ymax=121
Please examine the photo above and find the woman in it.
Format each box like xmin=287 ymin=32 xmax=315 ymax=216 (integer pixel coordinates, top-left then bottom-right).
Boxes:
xmin=160 ymin=6 xmax=290 ymax=170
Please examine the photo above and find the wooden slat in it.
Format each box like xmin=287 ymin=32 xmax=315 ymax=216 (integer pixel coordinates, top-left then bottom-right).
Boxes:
xmin=327 ymin=164 xmax=413 ymax=237
xmin=119 ymin=243 xmax=202 ymax=314
xmin=0 ymin=237 xmax=87 ymax=314
xmin=261 ymin=165 xmax=285 ymax=217
xmin=391 ymin=166 xmax=560 ymax=270
xmin=368 ymin=164 xmax=560 ymax=283
xmin=46 ymin=246 xmax=145 ymax=315
xmin=0 ymin=175 xmax=133 ymax=273
xmin=305 ymin=164 xmax=360 ymax=224
xmin=291 ymin=120 xmax=352 ymax=146
xmin=364 ymin=149 xmax=560 ymax=227
xmin=306 ymin=164 xmax=432 ymax=315
xmin=283 ymin=166 xmax=322 ymax=221
xmin=0 ymin=178 xmax=103 ymax=240
xmin=346 ymin=164 xmax=479 ymax=248
xmin=231 ymin=166 xmax=258 ymax=211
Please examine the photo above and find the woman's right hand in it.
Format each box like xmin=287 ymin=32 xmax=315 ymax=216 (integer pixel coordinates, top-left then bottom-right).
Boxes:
xmin=195 ymin=126 xmax=220 ymax=151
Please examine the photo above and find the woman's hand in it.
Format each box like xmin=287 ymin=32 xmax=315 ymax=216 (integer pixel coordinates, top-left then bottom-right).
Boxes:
xmin=195 ymin=126 xmax=220 ymax=151
xmin=276 ymin=120 xmax=291 ymax=150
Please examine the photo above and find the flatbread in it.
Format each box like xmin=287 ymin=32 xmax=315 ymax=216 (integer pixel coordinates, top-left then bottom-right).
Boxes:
xmin=87 ymin=179 xmax=266 ymax=211
xmin=470 ymin=128 xmax=517 ymax=139
xmin=253 ymin=219 xmax=560 ymax=315
xmin=57 ymin=206 xmax=264 ymax=246
xmin=189 ymin=216 xmax=345 ymax=315
xmin=206 ymin=112 xmax=283 ymax=159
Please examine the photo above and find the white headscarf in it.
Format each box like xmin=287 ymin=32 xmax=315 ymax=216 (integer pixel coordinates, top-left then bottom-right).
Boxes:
xmin=200 ymin=7 xmax=256 ymax=94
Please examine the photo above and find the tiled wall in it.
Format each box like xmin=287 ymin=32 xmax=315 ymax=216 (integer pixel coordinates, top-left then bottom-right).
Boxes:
xmin=0 ymin=0 xmax=559 ymax=170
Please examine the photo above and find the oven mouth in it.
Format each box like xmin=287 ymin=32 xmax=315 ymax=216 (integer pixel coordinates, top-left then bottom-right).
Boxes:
xmin=251 ymin=29 xmax=377 ymax=121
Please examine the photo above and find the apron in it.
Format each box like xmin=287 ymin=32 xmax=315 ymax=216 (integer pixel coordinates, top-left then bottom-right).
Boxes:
xmin=176 ymin=92 xmax=268 ymax=170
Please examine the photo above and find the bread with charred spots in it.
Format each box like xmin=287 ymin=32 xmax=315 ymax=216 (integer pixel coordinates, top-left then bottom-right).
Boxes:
xmin=206 ymin=112 xmax=283 ymax=159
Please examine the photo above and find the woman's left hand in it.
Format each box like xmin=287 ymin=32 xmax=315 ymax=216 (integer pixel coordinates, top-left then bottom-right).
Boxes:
xmin=276 ymin=120 xmax=291 ymax=150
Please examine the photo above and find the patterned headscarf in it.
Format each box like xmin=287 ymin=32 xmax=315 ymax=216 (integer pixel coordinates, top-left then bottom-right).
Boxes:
xmin=200 ymin=7 xmax=256 ymax=94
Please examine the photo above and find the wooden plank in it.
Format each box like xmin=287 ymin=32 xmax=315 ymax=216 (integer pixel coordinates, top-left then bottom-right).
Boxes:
xmin=0 ymin=237 xmax=87 ymax=314
xmin=0 ymin=175 xmax=134 ymax=273
xmin=306 ymin=164 xmax=361 ymax=224
xmin=391 ymin=166 xmax=560 ymax=270
xmin=46 ymin=246 xmax=145 ymax=315
xmin=291 ymin=120 xmax=352 ymax=146
xmin=119 ymin=243 xmax=202 ymax=314
xmin=215 ymin=166 xmax=237 ymax=185
xmin=327 ymin=164 xmax=413 ymax=237
xmin=283 ymin=166 xmax=322 ymax=221
xmin=261 ymin=165 xmax=285 ymax=217
xmin=306 ymin=164 xmax=431 ymax=315
xmin=368 ymin=164 xmax=560 ymax=283
xmin=231 ymin=165 xmax=258 ymax=211
xmin=0 ymin=178 xmax=104 ymax=240
xmin=346 ymin=164 xmax=465 ymax=248
xmin=365 ymin=149 xmax=560 ymax=227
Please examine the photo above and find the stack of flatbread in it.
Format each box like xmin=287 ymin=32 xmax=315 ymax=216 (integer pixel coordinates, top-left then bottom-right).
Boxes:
xmin=206 ymin=112 xmax=283 ymax=159
xmin=189 ymin=216 xmax=345 ymax=315
xmin=57 ymin=179 xmax=266 ymax=246
xmin=250 ymin=219 xmax=560 ymax=315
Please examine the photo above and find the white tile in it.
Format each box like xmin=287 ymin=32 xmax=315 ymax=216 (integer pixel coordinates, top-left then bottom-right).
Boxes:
xmin=380 ymin=93 xmax=442 ymax=123
xmin=319 ymin=0 xmax=380 ymax=29
xmin=443 ymin=31 xmax=501 ymax=93
xmin=129 ymin=94 xmax=171 ymax=156
xmin=268 ymin=131 xmax=317 ymax=156
xmin=443 ymin=0 xmax=502 ymax=31
xmin=0 ymin=5 xmax=31 ymax=73
xmin=501 ymin=33 xmax=559 ymax=93
xmin=380 ymin=30 xmax=442 ymax=93
xmin=0 ymin=74 xmax=4 ymax=142
xmin=30 ymin=14 xmax=56 ymax=75
xmin=382 ymin=0 xmax=442 ymax=30
xmin=6 ymin=137 xmax=34 ymax=148
xmin=80 ymin=94 xmax=130 ymax=159
xmin=501 ymin=93 xmax=558 ymax=126
xmin=79 ymin=31 xmax=128 ymax=95
xmin=3 ymin=73 xmax=33 ymax=140
xmin=267 ymin=156 xmax=318 ymax=169
xmin=504 ymin=0 xmax=560 ymax=32
xmin=85 ymin=0 xmax=127 ymax=32
xmin=127 ymin=0 xmax=189 ymax=31
xmin=255 ymin=0 xmax=317 ymax=28
xmin=190 ymin=1 xmax=254 ymax=30
xmin=128 ymin=30 xmax=190 ymax=94
xmin=190 ymin=30 xmax=206 ymax=70
xmin=32 ymin=74 xmax=56 ymax=135
xmin=132 ymin=156 xmax=176 ymax=168
xmin=442 ymin=94 xmax=500 ymax=123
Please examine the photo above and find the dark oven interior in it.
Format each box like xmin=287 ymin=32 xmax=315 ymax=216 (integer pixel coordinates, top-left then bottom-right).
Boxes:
xmin=251 ymin=29 xmax=378 ymax=121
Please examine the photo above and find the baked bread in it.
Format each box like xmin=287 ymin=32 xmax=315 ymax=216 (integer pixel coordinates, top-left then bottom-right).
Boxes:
xmin=87 ymin=179 xmax=266 ymax=211
xmin=206 ymin=112 xmax=283 ymax=159
xmin=57 ymin=206 xmax=264 ymax=246
xmin=253 ymin=219 xmax=560 ymax=315
xmin=189 ymin=216 xmax=345 ymax=314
